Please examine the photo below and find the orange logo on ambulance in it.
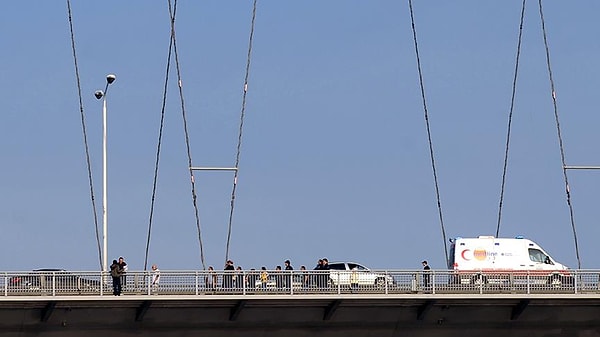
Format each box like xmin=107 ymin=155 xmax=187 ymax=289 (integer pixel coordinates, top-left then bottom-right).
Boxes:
xmin=473 ymin=248 xmax=487 ymax=261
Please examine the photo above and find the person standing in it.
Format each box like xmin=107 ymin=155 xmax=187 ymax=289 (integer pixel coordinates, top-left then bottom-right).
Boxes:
xmin=350 ymin=267 xmax=359 ymax=293
xmin=274 ymin=265 xmax=283 ymax=289
xmin=118 ymin=257 xmax=128 ymax=289
xmin=321 ymin=258 xmax=330 ymax=288
xmin=247 ymin=268 xmax=258 ymax=290
xmin=223 ymin=260 xmax=235 ymax=289
xmin=233 ymin=266 xmax=244 ymax=290
xmin=284 ymin=260 xmax=294 ymax=290
xmin=110 ymin=259 xmax=122 ymax=296
xmin=260 ymin=267 xmax=269 ymax=289
xmin=422 ymin=260 xmax=431 ymax=290
xmin=300 ymin=265 xmax=309 ymax=289
xmin=151 ymin=264 xmax=160 ymax=293
xmin=313 ymin=259 xmax=323 ymax=288
xmin=205 ymin=266 xmax=217 ymax=291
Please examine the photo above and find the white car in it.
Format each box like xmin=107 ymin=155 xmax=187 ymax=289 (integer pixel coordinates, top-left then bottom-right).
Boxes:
xmin=327 ymin=262 xmax=394 ymax=288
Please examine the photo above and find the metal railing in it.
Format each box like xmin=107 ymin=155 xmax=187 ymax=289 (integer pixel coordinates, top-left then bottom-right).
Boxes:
xmin=2 ymin=269 xmax=599 ymax=297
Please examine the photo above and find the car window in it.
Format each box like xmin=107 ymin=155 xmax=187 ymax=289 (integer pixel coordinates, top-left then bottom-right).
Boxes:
xmin=353 ymin=263 xmax=368 ymax=271
xmin=328 ymin=263 xmax=346 ymax=270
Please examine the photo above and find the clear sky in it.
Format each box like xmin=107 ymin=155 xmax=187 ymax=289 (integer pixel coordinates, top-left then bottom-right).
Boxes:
xmin=1 ymin=1 xmax=599 ymax=272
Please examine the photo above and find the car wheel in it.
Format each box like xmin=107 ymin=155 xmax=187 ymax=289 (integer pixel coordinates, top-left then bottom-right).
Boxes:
xmin=547 ymin=274 xmax=563 ymax=287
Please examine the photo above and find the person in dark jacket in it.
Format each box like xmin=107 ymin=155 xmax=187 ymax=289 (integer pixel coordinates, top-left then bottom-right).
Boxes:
xmin=274 ymin=265 xmax=283 ymax=289
xmin=284 ymin=260 xmax=294 ymax=290
xmin=422 ymin=260 xmax=431 ymax=289
xmin=117 ymin=257 xmax=128 ymax=289
xmin=321 ymin=258 xmax=330 ymax=288
xmin=313 ymin=259 xmax=323 ymax=287
xmin=223 ymin=260 xmax=235 ymax=289
xmin=110 ymin=260 xmax=122 ymax=296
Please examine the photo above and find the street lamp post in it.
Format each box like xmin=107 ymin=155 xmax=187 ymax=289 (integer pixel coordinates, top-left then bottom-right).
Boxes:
xmin=95 ymin=74 xmax=116 ymax=274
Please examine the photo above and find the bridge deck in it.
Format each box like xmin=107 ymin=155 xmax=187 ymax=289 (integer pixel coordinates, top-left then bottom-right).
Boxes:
xmin=2 ymin=293 xmax=600 ymax=337
xmin=2 ymin=270 xmax=600 ymax=336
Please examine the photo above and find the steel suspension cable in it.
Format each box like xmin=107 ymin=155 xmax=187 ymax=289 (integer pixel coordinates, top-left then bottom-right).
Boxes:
xmin=168 ymin=0 xmax=207 ymax=270
xmin=408 ymin=0 xmax=449 ymax=266
xmin=537 ymin=0 xmax=581 ymax=268
xmin=224 ymin=0 xmax=258 ymax=263
xmin=66 ymin=0 xmax=103 ymax=270
xmin=496 ymin=0 xmax=527 ymax=238
xmin=142 ymin=8 xmax=175 ymax=272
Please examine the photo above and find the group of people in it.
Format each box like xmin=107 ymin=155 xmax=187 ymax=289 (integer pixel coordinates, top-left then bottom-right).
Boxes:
xmin=109 ymin=257 xmax=128 ymax=296
xmin=205 ymin=259 xmax=297 ymax=290
xmin=202 ymin=258 xmax=332 ymax=290
xmin=107 ymin=257 xmax=432 ymax=294
xmin=109 ymin=257 xmax=160 ymax=296
xmin=312 ymin=258 xmax=331 ymax=287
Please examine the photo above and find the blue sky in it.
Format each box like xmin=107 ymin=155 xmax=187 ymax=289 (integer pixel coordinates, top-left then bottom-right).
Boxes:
xmin=1 ymin=1 xmax=599 ymax=272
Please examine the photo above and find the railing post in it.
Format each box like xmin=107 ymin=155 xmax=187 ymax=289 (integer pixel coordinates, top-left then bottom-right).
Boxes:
xmin=242 ymin=271 xmax=246 ymax=295
xmin=51 ymin=271 xmax=56 ymax=297
xmin=3 ymin=273 xmax=7 ymax=297
xmin=479 ymin=270 xmax=483 ymax=295
xmin=195 ymin=271 xmax=199 ymax=296
xmin=574 ymin=270 xmax=578 ymax=294
xmin=526 ymin=271 xmax=530 ymax=294
xmin=384 ymin=270 xmax=389 ymax=295
xmin=432 ymin=271 xmax=436 ymax=294
xmin=290 ymin=271 xmax=294 ymax=295
xmin=147 ymin=271 xmax=151 ymax=295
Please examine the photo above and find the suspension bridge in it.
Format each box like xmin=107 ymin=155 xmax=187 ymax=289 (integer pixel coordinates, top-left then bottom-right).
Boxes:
xmin=3 ymin=0 xmax=600 ymax=336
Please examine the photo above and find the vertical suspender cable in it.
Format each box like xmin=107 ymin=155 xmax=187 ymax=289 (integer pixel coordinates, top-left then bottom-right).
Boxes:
xmin=66 ymin=0 xmax=103 ymax=270
xmin=537 ymin=0 xmax=581 ymax=268
xmin=168 ymin=0 xmax=207 ymax=270
xmin=143 ymin=5 xmax=175 ymax=272
xmin=496 ymin=0 xmax=527 ymax=238
xmin=224 ymin=0 xmax=258 ymax=263
xmin=408 ymin=0 xmax=449 ymax=266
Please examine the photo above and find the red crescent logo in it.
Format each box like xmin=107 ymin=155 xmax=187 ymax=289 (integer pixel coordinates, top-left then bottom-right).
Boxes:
xmin=461 ymin=249 xmax=471 ymax=261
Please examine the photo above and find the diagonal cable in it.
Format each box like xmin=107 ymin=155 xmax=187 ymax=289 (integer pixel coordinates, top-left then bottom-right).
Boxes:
xmin=66 ymin=0 xmax=103 ymax=270
xmin=408 ymin=0 xmax=449 ymax=266
xmin=143 ymin=7 xmax=175 ymax=272
xmin=496 ymin=0 xmax=527 ymax=238
xmin=538 ymin=0 xmax=581 ymax=268
xmin=168 ymin=0 xmax=207 ymax=270
xmin=224 ymin=0 xmax=258 ymax=263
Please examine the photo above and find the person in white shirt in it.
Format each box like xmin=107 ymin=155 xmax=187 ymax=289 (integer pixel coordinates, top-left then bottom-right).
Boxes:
xmin=151 ymin=264 xmax=160 ymax=292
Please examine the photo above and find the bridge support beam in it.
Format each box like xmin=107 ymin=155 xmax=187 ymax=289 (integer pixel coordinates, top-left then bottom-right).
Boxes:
xmin=230 ymin=300 xmax=247 ymax=321
xmin=323 ymin=299 xmax=341 ymax=320
xmin=417 ymin=300 xmax=436 ymax=321
xmin=511 ymin=299 xmax=530 ymax=320
xmin=40 ymin=301 xmax=56 ymax=322
xmin=136 ymin=300 xmax=152 ymax=322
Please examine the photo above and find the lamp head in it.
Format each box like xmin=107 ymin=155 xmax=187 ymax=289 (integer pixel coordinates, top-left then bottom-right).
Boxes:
xmin=94 ymin=90 xmax=104 ymax=100
xmin=106 ymin=74 xmax=116 ymax=84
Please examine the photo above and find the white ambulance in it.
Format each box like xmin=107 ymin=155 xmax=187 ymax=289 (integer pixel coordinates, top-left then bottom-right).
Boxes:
xmin=448 ymin=236 xmax=571 ymax=286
